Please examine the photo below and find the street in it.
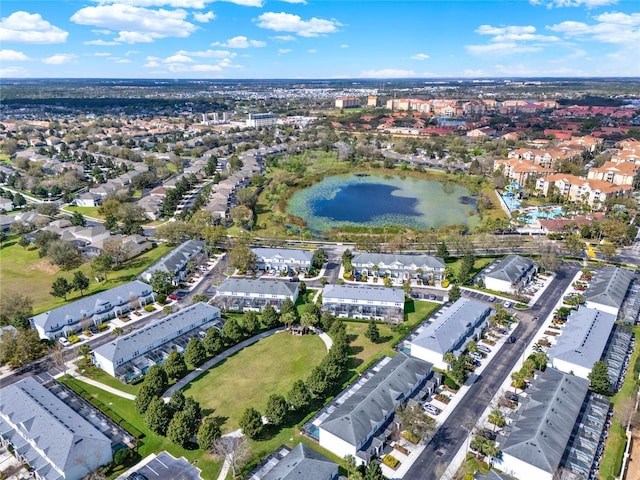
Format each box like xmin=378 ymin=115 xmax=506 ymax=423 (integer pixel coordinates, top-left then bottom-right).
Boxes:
xmin=403 ymin=262 xmax=581 ymax=480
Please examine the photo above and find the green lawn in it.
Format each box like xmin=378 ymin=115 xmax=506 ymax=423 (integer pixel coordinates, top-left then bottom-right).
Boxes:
xmin=445 ymin=256 xmax=495 ymax=284
xmin=59 ymin=375 xmax=222 ymax=480
xmin=599 ymin=326 xmax=640 ymax=480
xmin=0 ymin=153 xmax=11 ymax=164
xmin=63 ymin=205 xmax=105 ymax=219
xmin=0 ymin=238 xmax=173 ymax=314
xmin=77 ymin=363 xmax=141 ymax=395
xmin=182 ymin=333 xmax=326 ymax=432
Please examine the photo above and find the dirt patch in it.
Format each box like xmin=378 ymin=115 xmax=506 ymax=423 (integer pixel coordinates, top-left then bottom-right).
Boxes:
xmin=28 ymin=259 xmax=59 ymax=275
xmin=627 ymin=430 xmax=640 ymax=480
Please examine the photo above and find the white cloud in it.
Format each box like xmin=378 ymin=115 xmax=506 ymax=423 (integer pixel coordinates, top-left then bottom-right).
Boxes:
xmin=0 ymin=49 xmax=30 ymax=61
xmin=84 ymin=39 xmax=120 ymax=46
xmin=278 ymin=48 xmax=292 ymax=54
xmin=307 ymin=49 xmax=317 ymax=53
xmin=359 ymin=68 xmax=416 ymax=78
xmin=125 ymin=50 xmax=140 ymax=56
xmin=177 ymin=49 xmax=235 ymax=58
xmin=218 ymin=0 xmax=263 ymax=6
xmin=211 ymin=36 xmax=266 ymax=48
xmin=92 ymin=52 xmax=113 ymax=56
xmin=530 ymin=0 xmax=618 ymax=8
xmin=0 ymin=11 xmax=68 ymax=43
xmin=93 ymin=0 xmax=212 ymax=7
xmin=0 ymin=66 xmax=29 ymax=77
xmin=114 ymin=58 xmax=132 ymax=63
xmin=144 ymin=55 xmax=161 ymax=67
xmin=256 ymin=12 xmax=341 ymax=37
xmin=476 ymin=25 xmax=537 ymax=35
xmin=164 ymin=53 xmax=194 ymax=63
xmin=92 ymin=29 xmax=113 ymax=35
xmin=281 ymin=0 xmax=307 ymax=3
xmin=42 ymin=53 xmax=76 ymax=65
xmin=193 ymin=11 xmax=215 ymax=22
xmin=548 ymin=12 xmax=640 ymax=44
xmin=411 ymin=53 xmax=429 ymax=60
xmin=71 ymin=4 xmax=197 ymax=43
xmin=466 ymin=42 xmax=543 ymax=55
xmin=273 ymin=35 xmax=296 ymax=41
xmin=468 ymin=24 xmax=559 ymax=57
xmin=340 ymin=44 xmax=349 ymax=48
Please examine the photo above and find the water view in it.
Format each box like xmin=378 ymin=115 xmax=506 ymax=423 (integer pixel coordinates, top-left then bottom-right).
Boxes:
xmin=287 ymin=174 xmax=480 ymax=234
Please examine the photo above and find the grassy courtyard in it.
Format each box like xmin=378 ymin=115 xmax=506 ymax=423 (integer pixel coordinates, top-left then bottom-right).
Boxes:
xmin=182 ymin=333 xmax=326 ymax=432
xmin=0 ymin=237 xmax=173 ymax=314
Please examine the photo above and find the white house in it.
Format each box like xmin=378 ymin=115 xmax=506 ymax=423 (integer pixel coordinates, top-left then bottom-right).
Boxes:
xmin=75 ymin=192 xmax=102 ymax=207
xmin=481 ymin=255 xmax=538 ymax=294
xmin=322 ymin=284 xmax=405 ymax=323
xmin=350 ymin=252 xmax=445 ymax=283
xmin=585 ymin=266 xmax=634 ymax=317
xmin=252 ymin=247 xmax=313 ymax=273
xmin=214 ymin=278 xmax=299 ymax=312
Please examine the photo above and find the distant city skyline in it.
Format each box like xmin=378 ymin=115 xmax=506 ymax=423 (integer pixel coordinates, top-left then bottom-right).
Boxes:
xmin=1 ymin=0 xmax=639 ymax=79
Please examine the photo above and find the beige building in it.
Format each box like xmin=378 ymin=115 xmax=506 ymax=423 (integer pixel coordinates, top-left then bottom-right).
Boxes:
xmin=494 ymin=158 xmax=554 ymax=185
xmin=536 ymin=173 xmax=632 ymax=208
xmin=335 ymin=97 xmax=360 ymax=109
xmin=367 ymin=95 xmax=379 ymax=107
xmin=587 ymin=161 xmax=640 ymax=186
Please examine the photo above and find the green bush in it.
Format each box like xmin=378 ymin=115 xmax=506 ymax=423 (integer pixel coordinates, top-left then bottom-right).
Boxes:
xmin=382 ymin=454 xmax=400 ymax=469
xmin=97 ymin=323 xmax=109 ymax=332
xmin=444 ymin=377 xmax=459 ymax=391
xmin=143 ymin=305 xmax=156 ymax=313
xmin=68 ymin=335 xmax=80 ymax=344
xmin=155 ymin=293 xmax=167 ymax=304
xmin=401 ymin=430 xmax=420 ymax=444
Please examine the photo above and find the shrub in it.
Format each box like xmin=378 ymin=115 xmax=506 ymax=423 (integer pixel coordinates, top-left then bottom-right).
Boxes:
xmin=97 ymin=323 xmax=109 ymax=332
xmin=434 ymin=393 xmax=451 ymax=404
xmin=382 ymin=454 xmax=400 ymax=469
xmin=441 ymin=279 xmax=450 ymax=288
xmin=156 ymin=293 xmax=167 ymax=305
xmin=401 ymin=430 xmax=420 ymax=444
xmin=68 ymin=335 xmax=80 ymax=344
xmin=144 ymin=305 xmax=156 ymax=312
xmin=444 ymin=377 xmax=459 ymax=391
xmin=113 ymin=448 xmax=131 ymax=466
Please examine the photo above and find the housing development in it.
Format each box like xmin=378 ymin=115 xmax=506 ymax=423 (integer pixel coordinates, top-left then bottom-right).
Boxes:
xmin=1 ymin=75 xmax=639 ymax=480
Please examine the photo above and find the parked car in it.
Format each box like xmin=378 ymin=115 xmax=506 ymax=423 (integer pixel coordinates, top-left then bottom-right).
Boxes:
xmin=508 ymin=336 xmax=516 ymax=344
xmin=424 ymin=404 xmax=441 ymax=415
xmin=167 ymin=293 xmax=180 ymax=301
xmin=477 ymin=345 xmax=491 ymax=354
xmin=470 ymin=352 xmax=483 ymax=360
xmin=127 ymin=473 xmax=148 ymax=480
xmin=488 ymin=296 xmax=496 ymax=302
xmin=503 ymin=301 xmax=512 ymax=308
xmin=58 ymin=337 xmax=71 ymax=347
xmin=428 ymin=294 xmax=437 ymax=300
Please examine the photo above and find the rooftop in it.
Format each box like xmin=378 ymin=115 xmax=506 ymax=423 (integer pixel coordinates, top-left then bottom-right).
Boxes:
xmin=217 ymin=278 xmax=298 ymax=297
xmin=259 ymin=444 xmax=337 ymax=480
xmin=140 ymin=240 xmax=205 ymax=279
xmin=351 ymin=252 xmax=445 ymax=270
xmin=586 ymin=266 xmax=635 ymax=310
xmin=322 ymin=284 xmax=405 ymax=304
xmin=252 ymin=247 xmax=313 ymax=263
xmin=483 ymin=255 xmax=537 ymax=284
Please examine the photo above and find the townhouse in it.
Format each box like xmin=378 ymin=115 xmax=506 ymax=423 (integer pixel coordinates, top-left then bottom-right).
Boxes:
xmin=322 ymin=284 xmax=405 ymax=323
xmin=139 ymin=240 xmax=207 ymax=285
xmin=587 ymin=161 xmax=640 ymax=186
xmin=248 ymin=444 xmax=338 ymax=480
xmin=350 ymin=252 xmax=445 ymax=284
xmin=214 ymin=278 xmax=299 ymax=312
xmin=252 ymin=247 xmax=314 ymax=273
xmin=481 ymin=255 xmax=538 ymax=294
xmin=585 ymin=266 xmax=635 ymax=317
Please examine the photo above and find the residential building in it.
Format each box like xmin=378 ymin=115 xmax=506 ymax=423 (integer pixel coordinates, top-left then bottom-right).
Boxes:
xmin=0 ymin=377 xmax=112 ymax=480
xmin=496 ymin=368 xmax=609 ymax=480
xmin=75 ymin=192 xmax=102 ymax=207
xmin=252 ymin=247 xmax=314 ymax=273
xmin=481 ymin=255 xmax=538 ymax=294
xmin=367 ymin=96 xmax=379 ymax=108
xmin=248 ymin=444 xmax=338 ymax=480
xmin=0 ymin=197 xmax=14 ymax=212
xmin=214 ymin=278 xmax=299 ymax=312
xmin=318 ymin=353 xmax=434 ymax=465
xmin=92 ymin=302 xmax=221 ymax=379
xmin=30 ymin=280 xmax=155 ymax=339
xmin=536 ymin=174 xmax=632 ymax=208
xmin=410 ymin=299 xmax=492 ymax=369
xmin=322 ymin=284 xmax=405 ymax=323
xmin=139 ymin=240 xmax=206 ymax=285
xmin=493 ymin=158 xmax=554 ymax=186
xmin=587 ymin=161 xmax=640 ymax=186
xmin=350 ymin=252 xmax=445 ymax=283
xmin=547 ymin=307 xmax=616 ymax=379
xmin=585 ymin=266 xmax=635 ymax=316
xmin=335 ymin=97 xmax=360 ymax=109
xmin=246 ymin=113 xmax=277 ymax=128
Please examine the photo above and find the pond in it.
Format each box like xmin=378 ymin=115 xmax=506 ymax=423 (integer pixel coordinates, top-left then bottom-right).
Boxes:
xmin=287 ymin=174 xmax=480 ymax=234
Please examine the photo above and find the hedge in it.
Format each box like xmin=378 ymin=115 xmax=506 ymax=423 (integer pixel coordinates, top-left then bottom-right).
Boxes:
xmin=382 ymin=454 xmax=400 ymax=469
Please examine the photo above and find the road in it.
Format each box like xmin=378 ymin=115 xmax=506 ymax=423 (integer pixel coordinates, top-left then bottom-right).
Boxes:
xmin=403 ymin=262 xmax=581 ymax=480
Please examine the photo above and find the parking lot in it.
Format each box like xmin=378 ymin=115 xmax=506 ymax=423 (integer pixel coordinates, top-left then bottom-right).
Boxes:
xmin=119 ymin=452 xmax=202 ymax=480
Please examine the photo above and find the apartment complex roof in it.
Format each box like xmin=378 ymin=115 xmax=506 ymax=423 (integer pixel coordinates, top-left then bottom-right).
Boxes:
xmin=30 ymin=280 xmax=153 ymax=334
xmin=321 ymin=353 xmax=432 ymax=447
xmin=260 ymin=444 xmax=337 ymax=480
xmin=547 ymin=307 xmax=616 ymax=372
xmin=216 ymin=278 xmax=298 ymax=296
xmin=93 ymin=302 xmax=220 ymax=366
xmin=500 ymin=368 xmax=589 ymax=474
xmin=483 ymin=255 xmax=537 ymax=284
xmin=586 ymin=266 xmax=635 ymax=309
xmin=252 ymin=247 xmax=313 ymax=263
xmin=322 ymin=284 xmax=405 ymax=304
xmin=411 ymin=299 xmax=491 ymax=355
xmin=0 ymin=377 xmax=111 ymax=480
xmin=351 ymin=252 xmax=445 ymax=270
xmin=140 ymin=240 xmax=205 ymax=278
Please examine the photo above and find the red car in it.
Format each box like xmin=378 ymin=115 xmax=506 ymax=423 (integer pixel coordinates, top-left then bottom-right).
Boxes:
xmin=168 ymin=293 xmax=179 ymax=301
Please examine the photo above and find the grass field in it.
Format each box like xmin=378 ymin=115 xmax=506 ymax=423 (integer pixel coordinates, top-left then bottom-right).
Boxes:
xmin=59 ymin=376 xmax=222 ymax=480
xmin=445 ymin=256 xmax=495 ymax=284
xmin=62 ymin=205 xmax=105 ymax=219
xmin=182 ymin=333 xmax=326 ymax=432
xmin=0 ymin=153 xmax=11 ymax=164
xmin=78 ymin=363 xmax=141 ymax=395
xmin=0 ymin=237 xmax=173 ymax=314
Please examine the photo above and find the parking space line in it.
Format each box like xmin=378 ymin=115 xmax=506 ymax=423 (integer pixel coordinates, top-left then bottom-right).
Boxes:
xmin=147 ymin=466 xmax=160 ymax=476
xmin=156 ymin=458 xmax=168 ymax=468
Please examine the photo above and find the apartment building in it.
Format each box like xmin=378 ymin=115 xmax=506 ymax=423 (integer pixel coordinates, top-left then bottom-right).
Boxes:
xmin=214 ymin=278 xmax=299 ymax=312
xmin=536 ymin=173 xmax=632 ymax=208
xmin=335 ymin=97 xmax=360 ymax=109
xmin=587 ymin=161 xmax=640 ymax=186
xmin=494 ymin=158 xmax=554 ymax=185
xmin=322 ymin=284 xmax=405 ymax=323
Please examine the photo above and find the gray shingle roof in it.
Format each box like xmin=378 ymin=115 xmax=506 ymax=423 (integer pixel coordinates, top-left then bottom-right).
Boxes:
xmin=93 ymin=302 xmax=220 ymax=366
xmin=351 ymin=253 xmax=445 ymax=270
xmin=586 ymin=266 xmax=634 ymax=309
xmin=140 ymin=240 xmax=205 ymax=279
xmin=30 ymin=280 xmax=153 ymax=335
xmin=322 ymin=284 xmax=405 ymax=304
xmin=261 ymin=444 xmax=337 ymax=480
xmin=320 ymin=353 xmax=432 ymax=447
xmin=0 ymin=377 xmax=111 ymax=479
xmin=411 ymin=299 xmax=491 ymax=355
xmin=547 ymin=307 xmax=616 ymax=373
xmin=500 ymin=368 xmax=589 ymax=474
xmin=483 ymin=255 xmax=537 ymax=284
xmin=252 ymin=248 xmax=313 ymax=264
xmin=217 ymin=278 xmax=298 ymax=297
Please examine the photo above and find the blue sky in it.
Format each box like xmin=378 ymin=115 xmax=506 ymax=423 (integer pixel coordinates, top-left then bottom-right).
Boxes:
xmin=1 ymin=0 xmax=639 ymax=78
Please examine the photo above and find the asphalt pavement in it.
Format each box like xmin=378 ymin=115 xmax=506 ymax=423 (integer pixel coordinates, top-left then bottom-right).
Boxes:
xmin=403 ymin=262 xmax=581 ymax=480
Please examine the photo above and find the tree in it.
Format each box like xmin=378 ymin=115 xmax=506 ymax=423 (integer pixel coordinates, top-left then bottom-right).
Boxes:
xmin=437 ymin=242 xmax=449 ymax=259
xmin=312 ymin=248 xmax=327 ymax=269
xmin=149 ymin=270 xmax=174 ymax=295
xmin=155 ymin=221 xmax=196 ymax=245
xmin=599 ymin=243 xmax=618 ymax=260
xmin=144 ymin=364 xmax=168 ymax=397
xmin=280 ymin=298 xmax=298 ymax=321
xmin=239 ymin=407 xmax=263 ymax=439
xmin=222 ymin=317 xmax=244 ymax=344
xmin=236 ymin=188 xmax=257 ymax=209
xmin=511 ymin=370 xmax=526 ymax=393
xmin=488 ymin=408 xmax=506 ymax=432
xmin=101 ymin=237 xmax=131 ymax=267
xmin=182 ymin=397 xmax=202 ymax=434
xmin=344 ymin=455 xmax=357 ymax=480
xmin=135 ymin=384 xmax=157 ymax=414
xmin=364 ymin=320 xmax=380 ymax=343
xmin=395 ymin=404 xmax=437 ymax=441
xmin=51 ymin=277 xmax=72 ymax=300
xmin=0 ymin=328 xmax=45 ymax=367
xmin=242 ymin=311 xmax=260 ymax=336
xmin=448 ymin=285 xmax=461 ymax=302
xmin=264 ymin=394 xmax=288 ymax=427
xmin=364 ymin=461 xmax=384 ymax=480
xmin=78 ymin=344 xmax=91 ymax=359
xmin=167 ymin=411 xmax=193 ymax=446
xmin=184 ymin=338 xmax=207 ymax=368
xmin=287 ymin=380 xmax=311 ymax=410
xmin=91 ymin=254 xmax=113 ymax=282
xmin=203 ymin=327 xmax=224 ymax=356
xmin=70 ymin=211 xmax=86 ymax=226
xmin=564 ymin=235 xmax=585 ymax=257
xmin=588 ymin=360 xmax=610 ymax=395
xmin=280 ymin=312 xmax=297 ymax=330
xmin=144 ymin=397 xmax=171 ymax=435
xmin=450 ymin=355 xmax=468 ymax=385
xmin=168 ymin=390 xmax=186 ymax=414
xmin=211 ymin=435 xmax=251 ymax=478
xmin=262 ymin=305 xmax=280 ymax=329
xmin=164 ymin=350 xmax=187 ymax=380
xmin=0 ymin=294 xmax=33 ymax=329
xmin=72 ymin=271 xmax=90 ymax=296
xmin=443 ymin=351 xmax=456 ymax=368
xmin=197 ymin=417 xmax=221 ymax=450
xmin=228 ymin=244 xmax=257 ymax=274
xmin=46 ymin=240 xmax=81 ymax=268
xmin=36 ymin=203 xmax=59 ymax=218
xmin=18 ymin=235 xmax=30 ymax=250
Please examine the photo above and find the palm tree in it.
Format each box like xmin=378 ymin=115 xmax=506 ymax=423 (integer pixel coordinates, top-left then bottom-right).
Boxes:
xmin=488 ymin=408 xmax=505 ymax=432
xmin=443 ymin=352 xmax=456 ymax=368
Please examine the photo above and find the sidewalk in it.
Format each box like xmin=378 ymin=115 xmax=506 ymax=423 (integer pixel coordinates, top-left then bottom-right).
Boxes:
xmin=54 ymin=358 xmax=136 ymax=400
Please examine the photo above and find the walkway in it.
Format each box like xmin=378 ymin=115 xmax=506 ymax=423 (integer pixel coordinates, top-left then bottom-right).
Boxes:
xmin=54 ymin=359 xmax=137 ymax=400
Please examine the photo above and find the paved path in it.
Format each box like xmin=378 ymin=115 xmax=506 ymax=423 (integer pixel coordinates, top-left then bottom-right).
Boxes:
xmin=215 ymin=429 xmax=243 ymax=480
xmin=54 ymin=359 xmax=137 ymax=400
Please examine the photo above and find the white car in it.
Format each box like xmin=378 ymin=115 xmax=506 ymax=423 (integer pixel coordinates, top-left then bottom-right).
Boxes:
xmin=503 ymin=301 xmax=512 ymax=308
xmin=58 ymin=337 xmax=71 ymax=347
